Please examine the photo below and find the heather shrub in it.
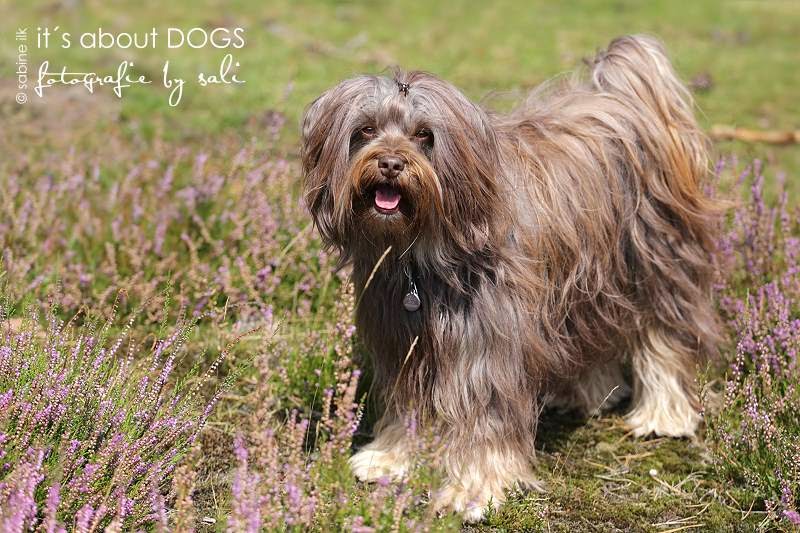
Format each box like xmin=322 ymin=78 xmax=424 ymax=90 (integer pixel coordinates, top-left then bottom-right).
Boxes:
xmin=3 ymin=117 xmax=800 ymax=530
xmin=0 ymin=296 xmax=222 ymax=531
xmin=213 ymin=284 xmax=456 ymax=532
xmin=0 ymin=121 xmax=336 ymax=329
xmin=2 ymin=124 xmax=419 ymax=530
xmin=707 ymin=160 xmax=800 ymax=527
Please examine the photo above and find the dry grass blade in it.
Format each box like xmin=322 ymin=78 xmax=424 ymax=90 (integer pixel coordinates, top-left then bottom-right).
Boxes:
xmin=355 ymin=245 xmax=393 ymax=309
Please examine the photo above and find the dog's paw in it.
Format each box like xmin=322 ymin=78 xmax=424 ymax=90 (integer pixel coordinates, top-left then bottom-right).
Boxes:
xmin=432 ymin=483 xmax=503 ymax=523
xmin=625 ymin=403 xmax=700 ymax=438
xmin=349 ymin=448 xmax=408 ymax=482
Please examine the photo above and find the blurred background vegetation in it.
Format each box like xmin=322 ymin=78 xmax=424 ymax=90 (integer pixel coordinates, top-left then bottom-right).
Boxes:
xmin=3 ymin=0 xmax=799 ymax=177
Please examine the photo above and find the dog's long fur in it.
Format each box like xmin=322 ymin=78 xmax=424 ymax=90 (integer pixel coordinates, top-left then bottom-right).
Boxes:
xmin=300 ymin=35 xmax=721 ymax=521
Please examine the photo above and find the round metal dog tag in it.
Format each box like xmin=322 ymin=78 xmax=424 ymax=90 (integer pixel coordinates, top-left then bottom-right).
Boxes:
xmin=403 ymin=292 xmax=421 ymax=312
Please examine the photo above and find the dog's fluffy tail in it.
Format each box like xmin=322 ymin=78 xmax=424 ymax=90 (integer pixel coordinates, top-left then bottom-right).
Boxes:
xmin=587 ymin=34 xmax=722 ymax=356
xmin=587 ymin=35 xmax=714 ymax=228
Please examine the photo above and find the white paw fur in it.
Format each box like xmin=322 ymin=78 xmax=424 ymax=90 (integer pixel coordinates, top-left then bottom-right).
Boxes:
xmin=626 ymin=330 xmax=700 ymax=437
xmin=349 ymin=447 xmax=408 ymax=482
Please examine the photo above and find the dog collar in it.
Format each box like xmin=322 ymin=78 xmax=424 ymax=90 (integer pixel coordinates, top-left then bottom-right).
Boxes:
xmin=403 ymin=265 xmax=421 ymax=312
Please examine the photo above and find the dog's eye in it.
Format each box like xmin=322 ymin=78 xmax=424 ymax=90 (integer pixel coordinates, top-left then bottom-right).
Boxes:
xmin=360 ymin=126 xmax=376 ymax=138
xmin=414 ymin=128 xmax=431 ymax=140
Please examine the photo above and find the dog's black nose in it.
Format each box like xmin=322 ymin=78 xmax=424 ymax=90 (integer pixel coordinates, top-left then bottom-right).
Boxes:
xmin=378 ymin=155 xmax=405 ymax=179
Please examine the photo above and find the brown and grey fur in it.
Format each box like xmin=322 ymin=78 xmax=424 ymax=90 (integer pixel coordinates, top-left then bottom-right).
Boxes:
xmin=300 ymin=35 xmax=721 ymax=522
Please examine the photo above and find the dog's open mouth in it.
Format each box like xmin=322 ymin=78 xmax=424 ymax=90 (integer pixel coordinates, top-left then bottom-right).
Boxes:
xmin=373 ymin=185 xmax=402 ymax=214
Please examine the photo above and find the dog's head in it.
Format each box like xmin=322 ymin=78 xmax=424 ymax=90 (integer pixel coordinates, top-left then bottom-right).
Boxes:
xmin=301 ymin=70 xmax=501 ymax=265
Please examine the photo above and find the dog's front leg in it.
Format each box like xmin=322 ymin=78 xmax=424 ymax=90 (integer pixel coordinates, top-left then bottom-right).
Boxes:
xmin=431 ymin=419 xmax=540 ymax=523
xmin=349 ymin=414 xmax=412 ymax=482
xmin=422 ymin=296 xmax=542 ymax=522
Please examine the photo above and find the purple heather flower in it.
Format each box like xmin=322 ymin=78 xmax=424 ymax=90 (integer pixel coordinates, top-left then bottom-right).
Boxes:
xmin=784 ymin=510 xmax=800 ymax=525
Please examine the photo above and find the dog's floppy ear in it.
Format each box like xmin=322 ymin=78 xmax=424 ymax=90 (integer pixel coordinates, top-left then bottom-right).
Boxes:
xmin=300 ymin=87 xmax=344 ymax=248
xmin=408 ymin=73 xmax=502 ymax=247
xmin=300 ymin=91 xmax=332 ymax=172
xmin=435 ymin=101 xmax=500 ymax=197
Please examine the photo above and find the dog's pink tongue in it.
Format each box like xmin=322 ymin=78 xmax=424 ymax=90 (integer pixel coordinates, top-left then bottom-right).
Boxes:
xmin=375 ymin=186 xmax=401 ymax=211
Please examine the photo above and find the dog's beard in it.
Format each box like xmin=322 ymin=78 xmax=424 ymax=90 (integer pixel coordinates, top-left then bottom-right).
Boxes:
xmin=343 ymin=145 xmax=443 ymax=251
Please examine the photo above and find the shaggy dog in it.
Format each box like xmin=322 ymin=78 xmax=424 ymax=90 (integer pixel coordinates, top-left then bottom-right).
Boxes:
xmin=300 ymin=35 xmax=720 ymax=521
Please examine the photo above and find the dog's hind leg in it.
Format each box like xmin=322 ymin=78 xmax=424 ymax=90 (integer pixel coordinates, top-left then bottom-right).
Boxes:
xmin=625 ymin=329 xmax=701 ymax=438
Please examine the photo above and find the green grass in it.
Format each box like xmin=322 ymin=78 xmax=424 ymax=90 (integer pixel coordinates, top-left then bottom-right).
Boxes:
xmin=2 ymin=1 xmax=799 ymax=530
xmin=4 ymin=1 xmax=799 ymax=179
